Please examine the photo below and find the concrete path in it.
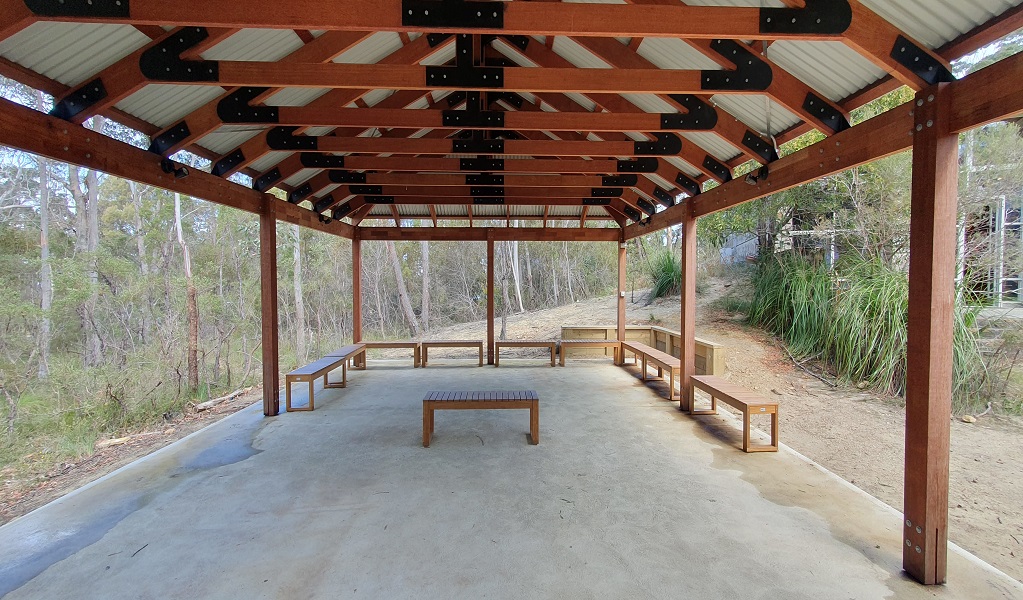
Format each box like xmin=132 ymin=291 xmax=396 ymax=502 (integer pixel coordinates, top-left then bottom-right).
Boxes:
xmin=1 ymin=361 xmax=1020 ymax=599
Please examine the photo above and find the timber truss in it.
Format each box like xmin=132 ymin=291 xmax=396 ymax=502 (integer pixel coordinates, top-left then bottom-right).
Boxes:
xmin=0 ymin=0 xmax=1017 ymax=244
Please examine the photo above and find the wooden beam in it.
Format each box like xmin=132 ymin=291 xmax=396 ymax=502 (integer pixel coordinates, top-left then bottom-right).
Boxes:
xmin=679 ymin=202 xmax=697 ymax=412
xmin=352 ymin=236 xmax=363 ymax=344
xmin=259 ymin=196 xmax=280 ymax=416
xmin=845 ymin=0 xmax=951 ymax=90
xmin=266 ymin=155 xmax=665 ymax=177
xmin=15 ymin=1 xmax=846 ymax=40
xmin=355 ymin=212 xmax=615 ymax=223
xmin=299 ymin=172 xmax=650 ymax=189
xmin=357 ymin=226 xmax=621 ymax=242
xmin=0 ymin=1 xmax=33 ymax=42
xmin=903 ymin=83 xmax=956 ymax=585
xmin=486 ymin=238 xmax=495 ymax=365
xmin=0 ymin=96 xmax=353 ymax=239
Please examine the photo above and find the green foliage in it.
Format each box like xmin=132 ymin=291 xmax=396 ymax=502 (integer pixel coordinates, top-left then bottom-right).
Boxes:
xmin=646 ymin=251 xmax=682 ymax=301
xmin=746 ymin=255 xmax=987 ymax=411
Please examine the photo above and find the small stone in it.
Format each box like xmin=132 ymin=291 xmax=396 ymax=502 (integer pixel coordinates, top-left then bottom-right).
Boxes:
xmin=962 ymin=415 xmax=977 ymax=423
xmin=164 ymin=428 xmax=175 ymax=435
xmin=771 ymin=388 xmax=783 ymax=396
xmin=856 ymin=381 xmax=869 ymax=390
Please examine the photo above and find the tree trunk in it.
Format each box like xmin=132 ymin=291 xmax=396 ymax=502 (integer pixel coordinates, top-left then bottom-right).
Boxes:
xmin=510 ymin=238 xmax=525 ymax=313
xmin=420 ymin=240 xmax=430 ymax=332
xmin=292 ymin=224 xmax=307 ymax=363
xmin=500 ymin=242 xmax=512 ymax=339
xmin=68 ymin=116 xmax=105 ymax=367
xmin=563 ymin=241 xmax=575 ymax=302
xmin=386 ymin=241 xmax=421 ymax=336
xmin=35 ymin=92 xmax=51 ymax=379
xmin=174 ymin=191 xmax=199 ymax=392
xmin=524 ymin=242 xmax=534 ymax=306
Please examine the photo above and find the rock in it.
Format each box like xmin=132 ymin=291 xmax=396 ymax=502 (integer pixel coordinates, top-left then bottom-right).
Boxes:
xmin=962 ymin=415 xmax=977 ymax=423
xmin=856 ymin=381 xmax=869 ymax=390
xmin=163 ymin=428 xmax=175 ymax=435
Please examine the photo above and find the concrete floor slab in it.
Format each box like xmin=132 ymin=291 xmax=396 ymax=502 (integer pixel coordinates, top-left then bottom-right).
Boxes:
xmin=1 ymin=361 xmax=1020 ymax=599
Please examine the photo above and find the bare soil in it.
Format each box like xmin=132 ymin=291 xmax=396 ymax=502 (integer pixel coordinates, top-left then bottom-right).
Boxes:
xmin=2 ymin=279 xmax=1021 ymax=583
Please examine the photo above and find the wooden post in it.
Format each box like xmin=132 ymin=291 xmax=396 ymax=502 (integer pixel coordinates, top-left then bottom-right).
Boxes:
xmin=352 ymin=235 xmax=363 ymax=343
xmin=903 ymin=83 xmax=956 ymax=585
xmin=259 ymin=195 xmax=280 ymax=416
xmin=617 ymin=236 xmax=627 ymax=364
xmin=486 ymin=238 xmax=495 ymax=365
xmin=680 ymin=203 xmax=697 ymax=412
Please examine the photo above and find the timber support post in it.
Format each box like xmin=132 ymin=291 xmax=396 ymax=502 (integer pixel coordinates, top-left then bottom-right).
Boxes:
xmin=903 ymin=83 xmax=956 ymax=585
xmin=352 ymin=234 xmax=363 ymax=344
xmin=487 ymin=237 xmax=495 ymax=365
xmin=259 ymin=195 xmax=280 ymax=416
xmin=679 ymin=204 xmax=697 ymax=412
xmin=617 ymin=234 xmax=627 ymax=364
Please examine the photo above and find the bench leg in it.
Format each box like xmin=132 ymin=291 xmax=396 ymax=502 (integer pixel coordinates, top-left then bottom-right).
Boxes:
xmin=308 ymin=380 xmax=315 ymax=411
xmin=550 ymin=346 xmax=555 ymax=367
xmin=641 ymin=355 xmax=648 ymax=381
xmin=421 ymin=347 xmax=428 ymax=367
xmin=423 ymin=403 xmax=431 ymax=447
xmin=742 ymin=410 xmax=750 ymax=452
xmin=657 ymin=366 xmax=663 ymax=378
xmin=668 ymin=370 xmax=676 ymax=402
xmin=771 ymin=412 xmax=779 ymax=450
xmin=478 ymin=346 xmax=483 ymax=367
xmin=285 ymin=379 xmax=294 ymax=412
xmin=559 ymin=348 xmax=566 ymax=367
xmin=414 ymin=346 xmax=420 ymax=368
xmin=530 ymin=400 xmax=539 ymax=445
xmin=495 ymin=348 xmax=500 ymax=367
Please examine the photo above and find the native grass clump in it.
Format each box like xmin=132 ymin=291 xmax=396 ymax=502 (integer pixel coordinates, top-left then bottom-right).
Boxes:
xmin=746 ymin=254 xmax=988 ymax=411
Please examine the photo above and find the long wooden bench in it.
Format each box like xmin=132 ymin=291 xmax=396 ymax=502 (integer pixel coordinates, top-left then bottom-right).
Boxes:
xmin=285 ymin=343 xmax=366 ymax=412
xmin=420 ymin=340 xmax=484 ymax=367
xmin=494 ymin=340 xmax=556 ymax=367
xmin=352 ymin=341 xmax=421 ymax=369
xmin=422 ymin=390 xmax=539 ymax=447
xmin=690 ymin=375 xmax=779 ymax=453
xmin=559 ymin=339 xmax=621 ymax=366
xmin=621 ymin=341 xmax=681 ymax=402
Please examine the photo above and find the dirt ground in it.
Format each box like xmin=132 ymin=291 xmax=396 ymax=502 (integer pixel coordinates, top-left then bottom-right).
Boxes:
xmin=2 ymin=279 xmax=1021 ymax=583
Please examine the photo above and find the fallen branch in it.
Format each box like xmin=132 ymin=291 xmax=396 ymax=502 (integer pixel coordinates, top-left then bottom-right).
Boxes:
xmin=94 ymin=430 xmax=164 ymax=450
xmin=783 ymin=345 xmax=837 ymax=388
xmin=194 ymin=386 xmax=253 ymax=412
xmin=977 ymin=402 xmax=993 ymax=418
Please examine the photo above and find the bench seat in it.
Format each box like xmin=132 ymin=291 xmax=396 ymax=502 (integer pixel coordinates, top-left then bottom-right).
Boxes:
xmin=353 ymin=341 xmax=421 ymax=368
xmin=621 ymin=341 xmax=682 ymax=402
xmin=494 ymin=340 xmax=556 ymax=367
xmin=422 ymin=390 xmax=539 ymax=447
xmin=690 ymin=375 xmax=779 ymax=453
xmin=286 ymin=343 xmax=366 ymax=412
xmin=421 ymin=340 xmax=484 ymax=367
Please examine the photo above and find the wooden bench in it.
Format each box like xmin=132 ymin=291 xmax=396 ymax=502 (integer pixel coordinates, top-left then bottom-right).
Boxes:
xmin=422 ymin=391 xmax=539 ymax=447
xmin=559 ymin=339 xmax=621 ymax=366
xmin=494 ymin=340 xmax=556 ymax=367
xmin=353 ymin=341 xmax=421 ymax=369
xmin=690 ymin=375 xmax=779 ymax=453
xmin=285 ymin=343 xmax=366 ymax=412
xmin=621 ymin=341 xmax=682 ymax=402
xmin=420 ymin=340 xmax=484 ymax=367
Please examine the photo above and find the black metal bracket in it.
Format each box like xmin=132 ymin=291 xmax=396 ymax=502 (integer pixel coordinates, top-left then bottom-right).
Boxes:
xmin=332 ymin=202 xmax=354 ymax=220
xmin=50 ymin=78 xmax=107 ymax=121
xmin=582 ymin=198 xmax=611 ymax=206
xmin=313 ymin=194 xmax=337 ymax=213
xmin=289 ymin=184 xmax=314 ymax=204
xmin=617 ymin=158 xmax=658 ymax=173
xmin=634 ymin=133 xmax=682 ymax=156
xmin=24 ymin=0 xmax=129 ymax=17
xmin=500 ymin=35 xmax=530 ymax=52
xmin=402 ymin=0 xmax=504 ymax=28
xmin=442 ymin=110 xmax=505 ymax=128
xmin=139 ymin=27 xmax=219 ymax=82
xmin=301 ymin=153 xmax=346 ymax=169
xmin=466 ymin=173 xmax=504 ymax=185
xmin=702 ymin=40 xmax=772 ymax=92
xmin=601 ymin=174 xmax=638 ymax=187
xmin=760 ymin=0 xmax=851 ymax=35
xmin=217 ymin=87 xmax=279 ymax=124
xmin=471 ymin=186 xmax=504 ymax=197
xmin=636 ymin=198 xmax=656 ymax=216
xmin=891 ymin=35 xmax=955 ymax=85
xmin=267 ymin=127 xmax=318 ymax=151
xmin=350 ymin=185 xmax=384 ymax=196
xmin=366 ymin=196 xmax=395 ymax=204
xmin=328 ymin=170 xmax=367 ymax=184
xmin=427 ymin=65 xmax=504 ymax=88
xmin=427 ymin=33 xmax=453 ymax=48
xmin=803 ymin=92 xmax=850 ymax=134
xmin=622 ymin=206 xmax=642 ymax=222
xmin=662 ymin=95 xmax=718 ymax=130
xmin=591 ymin=188 xmax=622 ymax=198
xmin=461 ymin=158 xmax=504 ymax=171
xmin=148 ymin=121 xmax=191 ymax=156
xmin=453 ymin=139 xmax=505 ymax=154
xmin=473 ymin=196 xmax=505 ymax=205
xmin=488 ymin=92 xmax=523 ymax=109
xmin=212 ymin=148 xmax=246 ymax=177
xmin=675 ymin=173 xmax=701 ymax=197
xmin=253 ymin=168 xmax=282 ymax=192
xmin=742 ymin=131 xmax=779 ymax=164
xmin=703 ymin=155 xmax=732 ymax=182
xmin=652 ymin=187 xmax=675 ymax=207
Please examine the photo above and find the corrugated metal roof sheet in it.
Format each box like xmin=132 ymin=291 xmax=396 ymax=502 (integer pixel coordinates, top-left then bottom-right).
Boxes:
xmin=116 ymin=84 xmax=226 ymax=128
xmin=266 ymin=88 xmax=331 ymax=107
xmin=249 ymin=151 xmax=290 ymax=173
xmin=284 ymin=168 xmax=318 ymax=188
xmin=196 ymin=125 xmax=264 ymax=155
xmin=201 ymin=29 xmax=304 ymax=62
xmin=710 ymin=94 xmax=801 ymax=138
xmin=683 ymin=132 xmax=743 ymax=163
xmin=436 ymin=205 xmax=465 ymax=217
xmin=509 ymin=205 xmax=543 ymax=217
xmin=666 ymin=156 xmax=704 ymax=179
xmin=334 ymin=32 xmax=403 ymax=64
xmin=547 ymin=205 xmax=584 ymax=217
xmin=635 ymin=38 xmax=721 ymax=71
xmin=768 ymin=41 xmax=888 ymax=103
xmin=0 ymin=22 xmax=149 ymax=87
xmin=864 ymin=0 xmax=1022 ymax=49
xmin=551 ymin=37 xmax=611 ymax=69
